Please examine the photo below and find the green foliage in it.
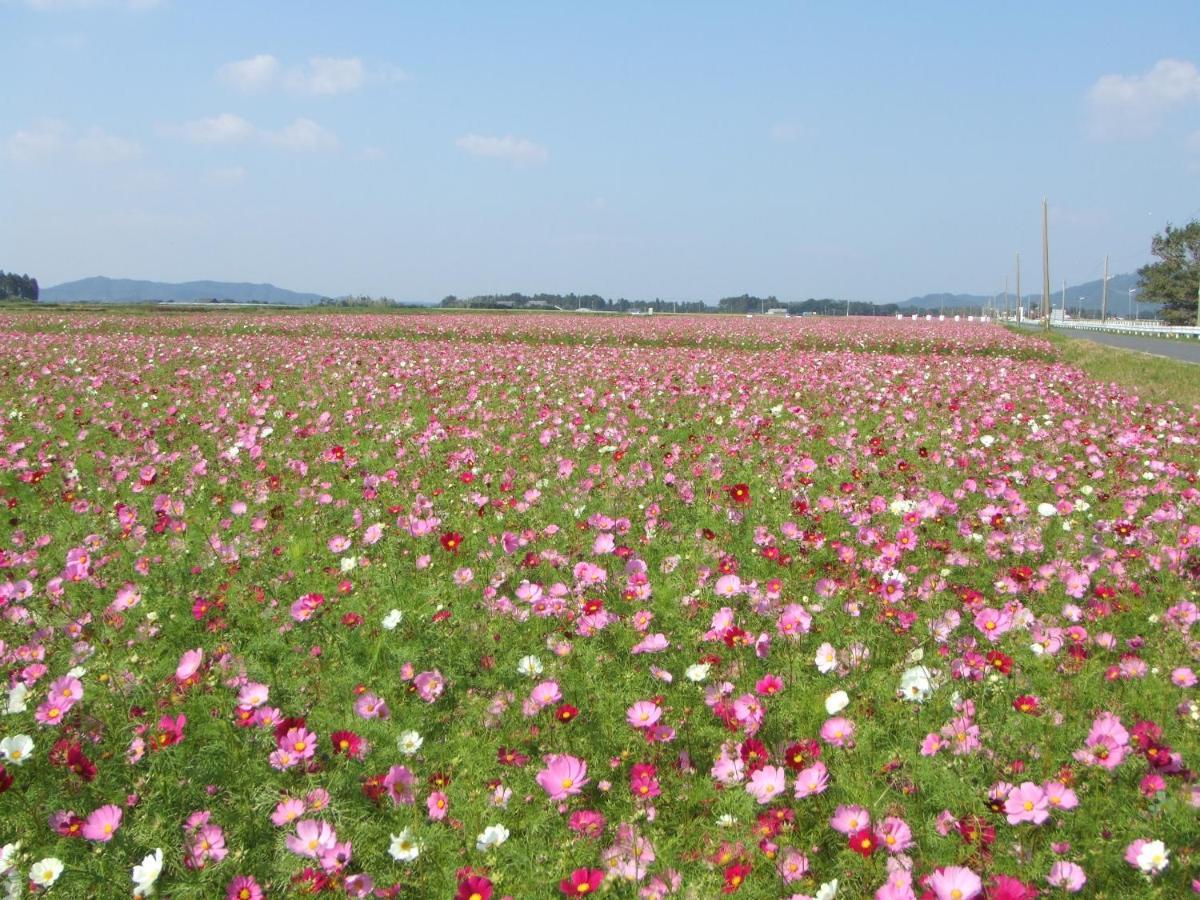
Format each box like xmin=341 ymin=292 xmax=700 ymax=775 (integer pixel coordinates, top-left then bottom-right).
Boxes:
xmin=1137 ymin=220 xmax=1200 ymax=325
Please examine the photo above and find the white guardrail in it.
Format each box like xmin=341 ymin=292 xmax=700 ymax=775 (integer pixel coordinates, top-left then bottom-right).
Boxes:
xmin=897 ymin=313 xmax=1200 ymax=341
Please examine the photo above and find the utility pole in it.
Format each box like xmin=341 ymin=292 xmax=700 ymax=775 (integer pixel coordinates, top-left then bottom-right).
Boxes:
xmin=1041 ymin=198 xmax=1051 ymax=332
xmin=1101 ymin=255 xmax=1109 ymax=324
xmin=1016 ymin=252 xmax=1022 ymax=323
xmin=1004 ymin=276 xmax=1010 ymax=321
xmin=1061 ymin=279 xmax=1066 ymax=321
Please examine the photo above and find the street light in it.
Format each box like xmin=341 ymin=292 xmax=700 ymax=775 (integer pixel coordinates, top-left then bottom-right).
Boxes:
xmin=1129 ymin=287 xmax=1137 ymax=321
xmin=1078 ymin=297 xmax=1085 ymax=320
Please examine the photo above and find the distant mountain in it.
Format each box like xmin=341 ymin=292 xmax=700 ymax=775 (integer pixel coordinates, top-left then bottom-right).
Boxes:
xmin=41 ymin=276 xmax=325 ymax=305
xmin=898 ymin=273 xmax=1140 ymax=314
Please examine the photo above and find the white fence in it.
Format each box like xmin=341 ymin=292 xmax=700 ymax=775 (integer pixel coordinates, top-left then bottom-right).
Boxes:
xmin=1049 ymin=319 xmax=1200 ymax=341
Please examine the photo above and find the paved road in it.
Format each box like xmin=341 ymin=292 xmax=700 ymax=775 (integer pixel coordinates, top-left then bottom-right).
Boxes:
xmin=1053 ymin=328 xmax=1200 ymax=364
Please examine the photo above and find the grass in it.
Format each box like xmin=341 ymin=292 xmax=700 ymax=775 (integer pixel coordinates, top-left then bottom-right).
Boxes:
xmin=1010 ymin=326 xmax=1200 ymax=408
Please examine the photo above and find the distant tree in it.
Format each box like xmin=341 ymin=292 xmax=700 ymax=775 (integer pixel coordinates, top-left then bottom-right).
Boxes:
xmin=0 ymin=271 xmax=38 ymax=301
xmin=1137 ymin=220 xmax=1200 ymax=325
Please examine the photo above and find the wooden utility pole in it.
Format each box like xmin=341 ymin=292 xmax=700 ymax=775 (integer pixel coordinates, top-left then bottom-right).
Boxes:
xmin=1101 ymin=255 xmax=1109 ymax=323
xmin=1041 ymin=198 xmax=1051 ymax=331
xmin=1015 ymin=253 xmax=1022 ymax=323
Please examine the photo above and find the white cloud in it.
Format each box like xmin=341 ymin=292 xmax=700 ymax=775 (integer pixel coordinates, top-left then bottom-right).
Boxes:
xmin=455 ymin=133 xmax=548 ymax=165
xmin=360 ymin=146 xmax=386 ymax=161
xmin=4 ymin=120 xmax=141 ymax=164
xmin=167 ymin=113 xmax=255 ymax=144
xmin=162 ymin=114 xmax=337 ymax=151
xmin=75 ymin=127 xmax=142 ymax=163
xmin=262 ymin=118 xmax=338 ymax=151
xmin=4 ymin=119 xmax=68 ymax=162
xmin=218 ymin=54 xmax=279 ymax=92
xmin=286 ymin=56 xmax=365 ymax=95
xmin=1087 ymin=58 xmax=1200 ymax=139
xmin=215 ymin=54 xmax=403 ymax=95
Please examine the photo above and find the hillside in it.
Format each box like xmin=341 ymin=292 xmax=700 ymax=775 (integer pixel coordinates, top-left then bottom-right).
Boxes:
xmin=899 ymin=273 xmax=1139 ymax=313
xmin=40 ymin=277 xmax=325 ymax=305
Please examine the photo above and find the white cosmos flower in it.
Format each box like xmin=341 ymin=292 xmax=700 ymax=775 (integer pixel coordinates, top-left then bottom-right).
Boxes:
xmin=980 ymin=435 xmax=995 ymax=447
xmin=389 ymin=828 xmax=421 ymax=862
xmin=1037 ymin=502 xmax=1057 ymax=517
xmin=475 ymin=824 xmax=510 ymax=852
xmin=815 ymin=642 xmax=837 ymax=674
xmin=1136 ymin=840 xmax=1169 ymax=874
xmin=825 ymin=690 xmax=849 ymax=715
xmin=516 ymin=655 xmax=544 ymax=677
xmin=716 ymin=814 xmax=738 ymax=827
xmin=131 ymin=848 xmax=163 ymax=895
xmin=814 ymin=879 xmax=839 ymax=900
xmin=0 ymin=735 xmax=33 ymax=766
xmin=0 ymin=842 xmax=18 ymax=872
xmin=898 ymin=666 xmax=934 ymax=703
xmin=685 ymin=663 xmax=711 ymax=682
xmin=397 ymin=731 xmax=424 ymax=755
xmin=5 ymin=684 xmax=28 ymax=715
xmin=381 ymin=609 xmax=403 ymax=630
xmin=340 ymin=556 xmax=358 ymax=573
xmin=29 ymin=858 xmax=63 ymax=889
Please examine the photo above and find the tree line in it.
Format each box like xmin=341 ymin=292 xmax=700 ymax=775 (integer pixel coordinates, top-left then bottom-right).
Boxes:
xmin=0 ymin=271 xmax=38 ymax=301
xmin=441 ymin=292 xmax=923 ymax=316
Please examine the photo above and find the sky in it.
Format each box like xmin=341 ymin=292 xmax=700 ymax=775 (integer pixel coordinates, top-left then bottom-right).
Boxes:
xmin=3 ymin=1 xmax=1199 ymax=304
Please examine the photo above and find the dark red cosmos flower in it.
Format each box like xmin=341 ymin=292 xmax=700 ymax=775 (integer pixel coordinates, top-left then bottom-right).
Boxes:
xmin=555 ymin=704 xmax=579 ymax=723
xmin=722 ymin=626 xmax=750 ymax=648
xmin=291 ymin=867 xmax=330 ymax=893
xmin=497 ymin=747 xmax=528 ymax=767
xmin=361 ymin=773 xmax=386 ymax=804
xmin=440 ymin=531 xmax=464 ymax=552
xmin=329 ymin=445 xmax=345 ymax=460
xmin=727 ymin=483 xmax=751 ymax=505
xmin=0 ymin=765 xmax=11 ymax=794
xmin=429 ymin=771 xmax=452 ymax=789
xmin=739 ymin=739 xmax=769 ymax=772
xmin=958 ymin=815 xmax=995 ymax=846
xmin=560 ymin=867 xmax=605 ymax=896
xmin=722 ymin=861 xmax=751 ymax=893
xmin=987 ymin=651 xmax=1013 ymax=675
xmin=455 ymin=874 xmax=493 ymax=900
xmin=849 ymin=828 xmax=877 ymax=856
xmin=330 ymin=730 xmax=365 ymax=759
xmin=341 ymin=612 xmax=363 ymax=628
xmin=55 ymin=813 xmax=85 ymax=837
xmin=782 ymin=739 xmax=820 ymax=772
xmin=1013 ymin=695 xmax=1040 ymax=715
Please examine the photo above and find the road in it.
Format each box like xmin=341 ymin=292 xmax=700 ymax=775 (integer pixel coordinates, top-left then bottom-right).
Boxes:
xmin=1052 ymin=329 xmax=1200 ymax=365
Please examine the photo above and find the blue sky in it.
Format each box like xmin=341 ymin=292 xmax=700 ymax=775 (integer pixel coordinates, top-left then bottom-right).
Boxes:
xmin=3 ymin=1 xmax=1199 ymax=303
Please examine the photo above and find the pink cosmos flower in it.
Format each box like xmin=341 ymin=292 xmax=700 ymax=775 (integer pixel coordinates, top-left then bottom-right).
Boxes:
xmin=830 ymin=804 xmax=870 ymax=835
xmin=877 ymin=816 xmax=913 ymax=853
xmin=175 ymin=648 xmax=203 ymax=682
xmin=226 ymin=875 xmax=264 ymax=900
xmin=631 ymin=633 xmax=669 ymax=654
xmin=928 ymin=865 xmax=983 ymax=900
xmin=793 ymin=762 xmax=829 ymax=798
xmin=1004 ymin=782 xmax=1049 ymax=825
xmin=286 ymin=819 xmax=337 ymax=858
xmin=1043 ymin=780 xmax=1078 ymax=811
xmin=279 ymin=727 xmax=318 ymax=760
xmin=383 ymin=765 xmax=415 ymax=805
xmin=237 ymin=682 xmax=270 ymax=708
xmin=1046 ymin=861 xmax=1087 ymax=892
xmin=821 ymin=716 xmax=855 ymax=747
xmin=536 ymin=754 xmax=589 ymax=801
xmin=745 ymin=765 xmax=787 ymax=803
xmin=755 ymin=674 xmax=784 ymax=696
xmin=82 ymin=804 xmax=123 ymax=842
xmin=271 ymin=798 xmax=306 ymax=827
xmin=530 ymin=680 xmax=562 ymax=709
xmin=626 ymin=701 xmax=662 ymax=729
xmin=777 ymin=848 xmax=808 ymax=883
xmin=427 ymin=790 xmax=448 ymax=821
xmin=354 ymin=693 xmax=389 ymax=719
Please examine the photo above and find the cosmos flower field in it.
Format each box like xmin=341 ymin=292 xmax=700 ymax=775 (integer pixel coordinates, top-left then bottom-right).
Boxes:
xmin=0 ymin=310 xmax=1197 ymax=899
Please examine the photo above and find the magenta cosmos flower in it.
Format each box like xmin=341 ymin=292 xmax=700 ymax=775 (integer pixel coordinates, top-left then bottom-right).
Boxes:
xmin=537 ymin=754 xmax=589 ymax=800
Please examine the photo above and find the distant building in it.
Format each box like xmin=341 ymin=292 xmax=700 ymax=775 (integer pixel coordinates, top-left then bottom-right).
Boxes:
xmin=765 ymin=307 xmax=788 ymax=316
